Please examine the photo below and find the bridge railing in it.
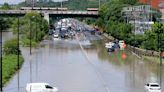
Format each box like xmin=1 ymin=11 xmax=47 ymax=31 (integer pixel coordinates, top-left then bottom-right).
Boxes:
xmin=0 ymin=10 xmax=98 ymax=15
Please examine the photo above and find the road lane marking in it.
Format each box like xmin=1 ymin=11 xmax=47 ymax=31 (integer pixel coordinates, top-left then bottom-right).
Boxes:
xmin=75 ymin=34 xmax=111 ymax=92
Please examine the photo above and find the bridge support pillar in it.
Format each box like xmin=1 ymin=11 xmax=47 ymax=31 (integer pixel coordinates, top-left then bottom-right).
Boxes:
xmin=44 ymin=13 xmax=49 ymax=24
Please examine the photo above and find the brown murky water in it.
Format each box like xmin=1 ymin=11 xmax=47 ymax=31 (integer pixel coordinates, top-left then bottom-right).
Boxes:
xmin=2 ymin=34 xmax=164 ymax=92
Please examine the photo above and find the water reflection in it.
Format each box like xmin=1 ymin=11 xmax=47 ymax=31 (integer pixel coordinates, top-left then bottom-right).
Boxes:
xmin=2 ymin=32 xmax=15 ymax=45
xmin=89 ymin=39 xmax=164 ymax=92
xmin=2 ymin=33 xmax=164 ymax=92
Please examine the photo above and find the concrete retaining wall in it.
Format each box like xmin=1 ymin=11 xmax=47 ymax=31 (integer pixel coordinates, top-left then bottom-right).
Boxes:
xmin=103 ymin=33 xmax=163 ymax=57
xmin=126 ymin=45 xmax=161 ymax=57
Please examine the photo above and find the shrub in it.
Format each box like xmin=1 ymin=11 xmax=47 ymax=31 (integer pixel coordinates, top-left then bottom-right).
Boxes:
xmin=3 ymin=38 xmax=20 ymax=55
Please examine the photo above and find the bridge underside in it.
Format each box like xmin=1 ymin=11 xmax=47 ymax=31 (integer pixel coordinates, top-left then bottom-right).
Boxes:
xmin=49 ymin=14 xmax=99 ymax=24
xmin=0 ymin=13 xmax=99 ymax=17
xmin=0 ymin=14 xmax=25 ymax=17
xmin=0 ymin=13 xmax=99 ymax=25
xmin=49 ymin=14 xmax=99 ymax=18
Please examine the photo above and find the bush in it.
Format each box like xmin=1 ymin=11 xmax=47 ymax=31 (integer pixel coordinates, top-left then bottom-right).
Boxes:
xmin=22 ymin=38 xmax=37 ymax=47
xmin=3 ymin=39 xmax=20 ymax=55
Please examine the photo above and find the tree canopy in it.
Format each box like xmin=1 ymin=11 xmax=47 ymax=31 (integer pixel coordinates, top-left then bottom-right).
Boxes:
xmin=0 ymin=3 xmax=11 ymax=10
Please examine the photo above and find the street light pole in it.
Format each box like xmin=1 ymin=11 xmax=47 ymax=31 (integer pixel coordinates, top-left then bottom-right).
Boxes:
xmin=157 ymin=23 xmax=162 ymax=66
xmin=99 ymin=0 xmax=101 ymax=9
xmin=17 ymin=17 xmax=20 ymax=92
xmin=61 ymin=1 xmax=63 ymax=8
xmin=29 ymin=17 xmax=32 ymax=83
xmin=0 ymin=18 xmax=3 ymax=92
xmin=35 ymin=19 xmax=37 ymax=42
xmin=30 ymin=18 xmax=32 ymax=55
xmin=29 ymin=16 xmax=35 ymax=83
xmin=32 ymin=0 xmax=34 ymax=9
xmin=159 ymin=25 xmax=162 ymax=66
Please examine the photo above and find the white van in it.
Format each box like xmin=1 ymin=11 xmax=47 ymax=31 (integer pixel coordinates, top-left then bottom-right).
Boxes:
xmin=118 ymin=40 xmax=125 ymax=50
xmin=26 ymin=83 xmax=58 ymax=92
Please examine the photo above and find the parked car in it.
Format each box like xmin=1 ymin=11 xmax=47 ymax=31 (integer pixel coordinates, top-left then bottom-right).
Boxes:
xmin=144 ymin=83 xmax=161 ymax=92
xmin=26 ymin=83 xmax=58 ymax=92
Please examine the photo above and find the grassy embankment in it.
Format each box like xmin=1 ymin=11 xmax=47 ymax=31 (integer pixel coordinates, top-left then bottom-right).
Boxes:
xmin=2 ymin=55 xmax=24 ymax=86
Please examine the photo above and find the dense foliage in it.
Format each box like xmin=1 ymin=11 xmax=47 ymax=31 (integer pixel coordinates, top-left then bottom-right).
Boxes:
xmin=141 ymin=23 xmax=164 ymax=52
xmin=3 ymin=39 xmax=20 ymax=55
xmin=96 ymin=0 xmax=163 ymax=52
xmin=0 ymin=18 xmax=11 ymax=31
xmin=12 ymin=12 xmax=49 ymax=46
xmin=0 ymin=3 xmax=11 ymax=10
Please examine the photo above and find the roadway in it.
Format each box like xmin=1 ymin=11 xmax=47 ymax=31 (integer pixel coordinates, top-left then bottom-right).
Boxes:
xmin=2 ymin=20 xmax=164 ymax=92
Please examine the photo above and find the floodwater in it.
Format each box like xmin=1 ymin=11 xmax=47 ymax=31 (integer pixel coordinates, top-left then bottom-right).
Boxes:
xmin=1 ymin=31 xmax=15 ymax=45
xmin=2 ymin=32 xmax=164 ymax=92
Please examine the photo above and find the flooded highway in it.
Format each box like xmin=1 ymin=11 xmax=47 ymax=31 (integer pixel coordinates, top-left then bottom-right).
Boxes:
xmin=2 ymin=18 xmax=164 ymax=92
xmin=2 ymin=31 xmax=15 ymax=45
xmin=2 ymin=33 xmax=164 ymax=92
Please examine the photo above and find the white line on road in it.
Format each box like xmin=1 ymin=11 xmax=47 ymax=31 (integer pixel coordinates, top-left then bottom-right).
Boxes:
xmin=75 ymin=34 xmax=111 ymax=92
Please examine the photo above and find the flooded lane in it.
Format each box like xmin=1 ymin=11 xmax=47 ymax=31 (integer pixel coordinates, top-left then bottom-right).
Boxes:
xmin=87 ymin=40 xmax=164 ymax=92
xmin=3 ymin=37 xmax=164 ymax=92
xmin=1 ymin=31 xmax=15 ymax=45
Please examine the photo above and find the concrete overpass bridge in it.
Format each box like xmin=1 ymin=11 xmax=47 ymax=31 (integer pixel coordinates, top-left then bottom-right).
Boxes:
xmin=0 ymin=10 xmax=99 ymax=24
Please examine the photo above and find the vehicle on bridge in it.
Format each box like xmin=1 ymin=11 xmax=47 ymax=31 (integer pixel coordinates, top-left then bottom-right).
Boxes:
xmin=87 ymin=8 xmax=98 ymax=11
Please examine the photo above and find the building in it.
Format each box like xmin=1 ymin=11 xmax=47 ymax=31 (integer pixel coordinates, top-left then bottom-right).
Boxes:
xmin=160 ymin=9 xmax=164 ymax=23
xmin=26 ymin=0 xmax=37 ymax=6
xmin=122 ymin=5 xmax=154 ymax=34
xmin=139 ymin=0 xmax=164 ymax=9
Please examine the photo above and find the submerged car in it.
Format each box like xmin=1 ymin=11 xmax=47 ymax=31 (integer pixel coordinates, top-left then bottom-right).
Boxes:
xmin=105 ymin=42 xmax=115 ymax=52
xmin=26 ymin=83 xmax=58 ymax=92
xmin=118 ymin=40 xmax=126 ymax=50
xmin=144 ymin=83 xmax=161 ymax=92
xmin=105 ymin=42 xmax=114 ymax=49
xmin=53 ymin=33 xmax=59 ymax=38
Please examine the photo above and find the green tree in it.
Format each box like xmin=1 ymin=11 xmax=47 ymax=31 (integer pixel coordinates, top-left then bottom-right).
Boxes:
xmin=141 ymin=23 xmax=164 ymax=51
xmin=152 ymin=23 xmax=164 ymax=51
xmin=11 ymin=12 xmax=48 ymax=46
xmin=119 ymin=0 xmax=137 ymax=5
xmin=1 ymin=3 xmax=11 ymax=10
xmin=142 ymin=30 xmax=157 ymax=50
xmin=0 ymin=18 xmax=11 ymax=30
